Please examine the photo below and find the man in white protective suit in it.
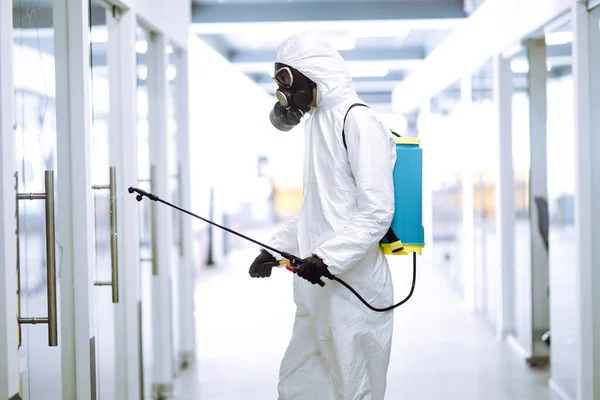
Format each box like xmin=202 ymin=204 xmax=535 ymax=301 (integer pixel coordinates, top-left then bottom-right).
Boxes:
xmin=248 ymin=31 xmax=397 ymax=400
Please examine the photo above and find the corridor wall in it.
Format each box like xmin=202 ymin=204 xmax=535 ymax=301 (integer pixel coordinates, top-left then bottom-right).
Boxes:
xmin=188 ymin=34 xmax=304 ymax=265
xmin=547 ymin=72 xmax=577 ymax=399
xmin=391 ymin=0 xmax=600 ymax=397
xmin=1 ymin=0 xmax=194 ymax=398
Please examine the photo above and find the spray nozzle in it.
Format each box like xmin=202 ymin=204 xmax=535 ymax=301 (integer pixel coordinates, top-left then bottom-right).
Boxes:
xmin=129 ymin=187 xmax=159 ymax=202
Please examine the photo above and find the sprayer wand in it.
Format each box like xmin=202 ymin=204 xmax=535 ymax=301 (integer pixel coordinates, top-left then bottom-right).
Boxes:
xmin=128 ymin=187 xmax=320 ymax=283
xmin=128 ymin=186 xmax=416 ymax=311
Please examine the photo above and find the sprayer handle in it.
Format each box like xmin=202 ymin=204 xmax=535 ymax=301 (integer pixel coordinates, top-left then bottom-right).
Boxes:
xmin=283 ymin=263 xmax=325 ymax=287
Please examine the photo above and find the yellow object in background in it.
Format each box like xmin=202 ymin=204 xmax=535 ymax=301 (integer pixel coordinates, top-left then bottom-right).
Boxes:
xmin=273 ymin=189 xmax=303 ymax=219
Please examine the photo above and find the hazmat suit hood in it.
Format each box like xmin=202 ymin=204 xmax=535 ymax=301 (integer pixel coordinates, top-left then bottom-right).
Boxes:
xmin=276 ymin=32 xmax=357 ymax=109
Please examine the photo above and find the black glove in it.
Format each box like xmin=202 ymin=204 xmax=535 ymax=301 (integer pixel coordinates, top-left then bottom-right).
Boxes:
xmin=296 ymin=255 xmax=332 ymax=285
xmin=249 ymin=249 xmax=278 ymax=278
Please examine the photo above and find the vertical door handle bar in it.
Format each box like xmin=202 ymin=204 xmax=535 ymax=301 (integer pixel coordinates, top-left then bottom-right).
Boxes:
xmin=44 ymin=171 xmax=58 ymax=346
xmin=109 ymin=167 xmax=119 ymax=303
xmin=151 ymin=165 xmax=158 ymax=276
xmin=177 ymin=163 xmax=184 ymax=256
xmin=16 ymin=170 xmax=58 ymax=347
xmin=92 ymin=167 xmax=119 ymax=303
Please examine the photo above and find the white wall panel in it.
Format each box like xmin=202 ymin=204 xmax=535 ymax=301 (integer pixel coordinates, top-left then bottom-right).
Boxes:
xmin=118 ymin=0 xmax=190 ymax=48
xmin=0 ymin=1 xmax=18 ymax=397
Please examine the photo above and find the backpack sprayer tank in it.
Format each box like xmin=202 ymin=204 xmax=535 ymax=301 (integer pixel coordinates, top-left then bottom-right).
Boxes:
xmin=379 ymin=137 xmax=425 ymax=256
xmin=342 ymin=103 xmax=425 ymax=257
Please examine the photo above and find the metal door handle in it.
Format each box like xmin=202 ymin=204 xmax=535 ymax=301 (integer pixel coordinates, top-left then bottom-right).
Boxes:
xmin=177 ymin=163 xmax=183 ymax=256
xmin=92 ymin=167 xmax=119 ymax=303
xmin=16 ymin=170 xmax=58 ymax=347
xmin=151 ymin=165 xmax=158 ymax=276
xmin=109 ymin=167 xmax=119 ymax=302
xmin=139 ymin=166 xmax=158 ymax=273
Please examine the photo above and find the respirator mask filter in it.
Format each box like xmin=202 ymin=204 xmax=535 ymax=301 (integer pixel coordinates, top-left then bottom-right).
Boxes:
xmin=269 ymin=63 xmax=316 ymax=131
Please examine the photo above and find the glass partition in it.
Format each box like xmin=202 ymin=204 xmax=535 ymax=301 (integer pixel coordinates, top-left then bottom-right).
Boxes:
xmin=13 ymin=2 xmax=62 ymax=398
xmin=136 ymin=24 xmax=153 ymax=399
xmin=428 ymin=85 xmax=464 ymax=298
xmin=470 ymin=59 xmax=499 ymax=328
xmin=89 ymin=2 xmax=117 ymax=398
xmin=510 ymin=51 xmax=532 ymax=354
xmin=546 ymin=23 xmax=577 ymax=399
xmin=167 ymin=43 xmax=180 ymax=374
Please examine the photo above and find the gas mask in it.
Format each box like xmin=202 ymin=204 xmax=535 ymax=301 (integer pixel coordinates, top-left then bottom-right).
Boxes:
xmin=269 ymin=63 xmax=316 ymax=131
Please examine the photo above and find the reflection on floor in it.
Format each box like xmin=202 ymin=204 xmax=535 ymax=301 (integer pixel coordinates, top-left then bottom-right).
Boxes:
xmin=175 ymin=231 xmax=555 ymax=400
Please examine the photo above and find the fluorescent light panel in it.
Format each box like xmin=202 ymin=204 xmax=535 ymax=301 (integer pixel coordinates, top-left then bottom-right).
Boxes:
xmin=136 ymin=40 xmax=148 ymax=54
xmin=510 ymin=59 xmax=553 ymax=73
xmin=90 ymin=26 xmax=174 ymax=55
xmin=545 ymin=31 xmax=573 ymax=46
xmin=191 ymin=19 xmax=463 ymax=36
xmin=243 ymin=60 xmax=421 ymax=75
xmin=90 ymin=27 xmax=108 ymax=43
xmin=349 ymin=65 xmax=389 ymax=78
xmin=350 ymin=27 xmax=410 ymax=38
xmin=328 ymin=36 xmax=356 ymax=51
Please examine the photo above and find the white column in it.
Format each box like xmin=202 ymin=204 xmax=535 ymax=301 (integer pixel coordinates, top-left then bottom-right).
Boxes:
xmin=109 ymin=9 xmax=141 ymax=400
xmin=175 ymin=49 xmax=196 ymax=368
xmin=525 ymin=38 xmax=550 ymax=362
xmin=493 ymin=54 xmax=515 ymax=340
xmin=0 ymin=2 xmax=19 ymax=398
xmin=573 ymin=3 xmax=600 ymax=399
xmin=148 ymin=32 xmax=175 ymax=395
xmin=461 ymin=74 xmax=476 ymax=312
xmin=54 ymin=0 xmax=94 ymax=397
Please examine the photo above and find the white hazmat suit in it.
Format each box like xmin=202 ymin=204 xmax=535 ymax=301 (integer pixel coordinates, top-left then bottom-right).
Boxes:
xmin=266 ymin=32 xmax=397 ymax=400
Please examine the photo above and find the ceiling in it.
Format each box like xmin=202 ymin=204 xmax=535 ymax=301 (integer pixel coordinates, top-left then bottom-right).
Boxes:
xmin=12 ymin=0 xmax=575 ymax=118
xmin=191 ymin=0 xmax=469 ymax=113
xmin=190 ymin=0 xmax=576 ymax=117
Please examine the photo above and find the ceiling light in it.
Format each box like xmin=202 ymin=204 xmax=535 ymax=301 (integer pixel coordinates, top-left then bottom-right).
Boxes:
xmin=510 ymin=59 xmax=529 ymax=74
xmin=167 ymin=66 xmax=177 ymax=81
xmin=328 ymin=36 xmax=356 ymax=51
xmin=137 ymin=65 xmax=147 ymax=80
xmin=349 ymin=65 xmax=389 ymax=78
xmin=350 ymin=27 xmax=410 ymax=38
xmin=510 ymin=60 xmax=553 ymax=74
xmin=166 ymin=45 xmax=173 ymax=54
xmin=135 ymin=40 xmax=148 ymax=54
xmin=90 ymin=28 xmax=108 ymax=43
xmin=545 ymin=31 xmax=573 ymax=46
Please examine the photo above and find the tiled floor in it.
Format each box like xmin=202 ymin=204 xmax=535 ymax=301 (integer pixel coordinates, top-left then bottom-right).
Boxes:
xmin=175 ymin=230 xmax=556 ymax=399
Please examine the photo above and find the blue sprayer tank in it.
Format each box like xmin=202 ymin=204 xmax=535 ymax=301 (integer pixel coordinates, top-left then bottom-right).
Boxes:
xmin=380 ymin=137 xmax=425 ymax=256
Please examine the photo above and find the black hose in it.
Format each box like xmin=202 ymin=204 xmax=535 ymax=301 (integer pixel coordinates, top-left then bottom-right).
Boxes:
xmin=129 ymin=187 xmax=417 ymax=312
xmin=331 ymin=252 xmax=416 ymax=312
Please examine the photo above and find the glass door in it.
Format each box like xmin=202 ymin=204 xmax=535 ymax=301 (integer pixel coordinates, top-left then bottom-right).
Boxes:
xmin=510 ymin=56 xmax=532 ymax=355
xmin=136 ymin=24 xmax=154 ymax=399
xmin=469 ymin=60 xmax=499 ymax=329
xmin=89 ymin=2 xmax=120 ymax=398
xmin=546 ymin=21 xmax=576 ymax=398
xmin=13 ymin=2 xmax=62 ymax=399
xmin=167 ymin=43 xmax=181 ymax=375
